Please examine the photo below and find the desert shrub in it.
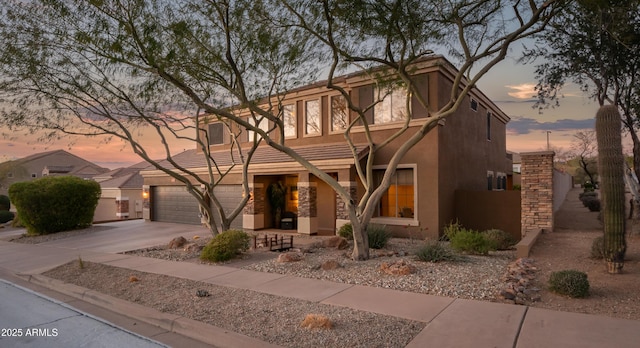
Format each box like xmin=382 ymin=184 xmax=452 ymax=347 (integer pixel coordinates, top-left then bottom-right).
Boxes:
xmin=0 ymin=194 xmax=10 ymax=211
xmin=482 ymin=229 xmax=517 ymax=250
xmin=586 ymin=198 xmax=601 ymax=212
xmin=367 ymin=223 xmax=391 ymax=249
xmin=548 ymin=270 xmax=590 ymax=298
xmin=337 ymin=223 xmax=353 ymax=240
xmin=200 ymin=229 xmax=250 ymax=262
xmin=583 ymin=182 xmax=595 ymax=192
xmin=443 ymin=220 xmax=464 ymax=240
xmin=415 ymin=240 xmax=456 ymax=262
xmin=590 ymin=236 xmax=604 ymax=259
xmin=579 ymin=191 xmax=597 ymax=202
xmin=0 ymin=210 xmax=14 ymax=223
xmin=9 ymin=176 xmax=101 ymax=235
xmin=447 ymin=227 xmax=497 ymax=255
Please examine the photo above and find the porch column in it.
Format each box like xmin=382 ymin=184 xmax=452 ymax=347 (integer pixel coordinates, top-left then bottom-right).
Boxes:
xmin=521 ymin=151 xmax=555 ymax=237
xmin=297 ymin=182 xmax=317 ymax=234
xmin=243 ymin=183 xmax=265 ymax=230
xmin=335 ymin=181 xmax=357 ymax=232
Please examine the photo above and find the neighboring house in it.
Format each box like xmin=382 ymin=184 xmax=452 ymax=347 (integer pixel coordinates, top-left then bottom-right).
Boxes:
xmin=93 ymin=161 xmax=148 ymax=222
xmin=140 ymin=56 xmax=512 ymax=239
xmin=0 ymin=149 xmax=110 ymax=196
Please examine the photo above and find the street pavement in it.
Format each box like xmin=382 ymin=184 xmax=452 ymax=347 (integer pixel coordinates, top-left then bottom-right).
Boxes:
xmin=0 ymin=278 xmax=166 ymax=348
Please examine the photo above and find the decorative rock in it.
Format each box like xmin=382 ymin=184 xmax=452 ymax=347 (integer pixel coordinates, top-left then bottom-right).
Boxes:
xmin=321 ymin=259 xmax=342 ymax=270
xmin=196 ymin=289 xmax=210 ymax=297
xmin=379 ymin=259 xmax=416 ymax=275
xmin=168 ymin=236 xmax=187 ymax=249
xmin=183 ymin=243 xmax=203 ymax=252
xmin=322 ymin=236 xmax=349 ymax=249
xmin=300 ymin=314 xmax=332 ymax=330
xmin=277 ymin=252 xmax=304 ymax=263
xmin=129 ymin=276 xmax=139 ymax=282
xmin=497 ymin=258 xmax=539 ymax=305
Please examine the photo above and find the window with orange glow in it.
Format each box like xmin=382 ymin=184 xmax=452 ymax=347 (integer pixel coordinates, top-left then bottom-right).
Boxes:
xmin=374 ymin=168 xmax=414 ymax=218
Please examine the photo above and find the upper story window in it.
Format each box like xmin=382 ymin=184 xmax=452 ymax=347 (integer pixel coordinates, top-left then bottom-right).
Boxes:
xmin=486 ymin=112 xmax=492 ymax=140
xmin=248 ymin=116 xmax=269 ymax=142
xmin=487 ymin=171 xmax=494 ymax=190
xmin=208 ymin=123 xmax=224 ymax=145
xmin=331 ymin=95 xmax=348 ymax=132
xmin=7 ymin=172 xmax=13 ymax=178
xmin=470 ymin=98 xmax=478 ymax=111
xmin=304 ymin=99 xmax=321 ymax=136
xmin=283 ymin=104 xmax=297 ymax=138
xmin=31 ymin=173 xmax=37 ymax=178
xmin=374 ymin=87 xmax=409 ymax=124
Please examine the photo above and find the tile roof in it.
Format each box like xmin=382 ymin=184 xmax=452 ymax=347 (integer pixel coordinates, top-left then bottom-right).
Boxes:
xmin=148 ymin=143 xmax=370 ymax=170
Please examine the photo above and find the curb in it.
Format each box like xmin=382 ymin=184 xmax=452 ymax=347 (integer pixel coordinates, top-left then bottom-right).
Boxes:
xmin=17 ymin=273 xmax=282 ymax=348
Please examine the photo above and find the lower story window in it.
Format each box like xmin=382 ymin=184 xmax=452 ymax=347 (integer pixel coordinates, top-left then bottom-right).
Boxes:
xmin=374 ymin=167 xmax=415 ymax=218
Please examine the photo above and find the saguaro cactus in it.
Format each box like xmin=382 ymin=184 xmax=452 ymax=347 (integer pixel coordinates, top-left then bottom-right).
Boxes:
xmin=595 ymin=105 xmax=627 ymax=274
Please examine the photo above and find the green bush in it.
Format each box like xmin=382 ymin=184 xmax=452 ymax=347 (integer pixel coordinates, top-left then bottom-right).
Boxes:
xmin=586 ymin=198 xmax=601 ymax=212
xmin=0 ymin=210 xmax=14 ymax=223
xmin=482 ymin=229 xmax=517 ymax=250
xmin=8 ymin=176 xmax=101 ymax=235
xmin=337 ymin=223 xmax=353 ymax=240
xmin=590 ymin=236 xmax=604 ymax=259
xmin=367 ymin=223 xmax=391 ymax=249
xmin=415 ymin=240 xmax=456 ymax=262
xmin=0 ymin=194 xmax=10 ymax=211
xmin=579 ymin=191 xmax=597 ymax=201
xmin=549 ymin=270 xmax=590 ymax=298
xmin=443 ymin=220 xmax=464 ymax=240
xmin=445 ymin=223 xmax=497 ymax=255
xmin=583 ymin=182 xmax=595 ymax=192
xmin=200 ymin=229 xmax=250 ymax=262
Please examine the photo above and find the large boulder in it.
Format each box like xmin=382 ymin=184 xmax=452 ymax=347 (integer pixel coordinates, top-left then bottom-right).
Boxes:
xmin=321 ymin=236 xmax=349 ymax=250
xmin=320 ymin=259 xmax=343 ymax=270
xmin=168 ymin=236 xmax=187 ymax=249
xmin=379 ymin=259 xmax=416 ymax=275
xmin=277 ymin=252 xmax=304 ymax=263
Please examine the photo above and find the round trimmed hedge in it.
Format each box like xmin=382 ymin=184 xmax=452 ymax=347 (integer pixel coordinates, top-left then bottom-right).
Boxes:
xmin=9 ymin=176 xmax=101 ymax=235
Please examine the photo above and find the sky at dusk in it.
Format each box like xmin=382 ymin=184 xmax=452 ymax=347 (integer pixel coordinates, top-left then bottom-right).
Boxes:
xmin=0 ymin=49 xmax=617 ymax=170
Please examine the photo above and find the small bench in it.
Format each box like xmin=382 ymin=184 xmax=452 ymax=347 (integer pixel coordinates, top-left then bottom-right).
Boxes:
xmin=253 ymin=234 xmax=294 ymax=252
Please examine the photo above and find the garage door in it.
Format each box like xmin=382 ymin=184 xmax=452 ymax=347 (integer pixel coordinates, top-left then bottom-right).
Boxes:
xmin=152 ymin=186 xmax=201 ymax=224
xmin=152 ymin=185 xmax=244 ymax=228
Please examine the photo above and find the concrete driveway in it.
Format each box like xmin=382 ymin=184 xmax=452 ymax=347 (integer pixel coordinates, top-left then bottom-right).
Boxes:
xmin=0 ymin=220 xmax=207 ymax=274
xmin=37 ymin=220 xmax=207 ymax=253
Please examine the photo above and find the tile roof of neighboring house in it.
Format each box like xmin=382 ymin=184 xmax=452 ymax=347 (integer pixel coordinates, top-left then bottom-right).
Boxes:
xmin=99 ymin=172 xmax=144 ymax=189
xmin=44 ymin=165 xmax=74 ymax=173
xmin=147 ymin=143 xmax=370 ymax=170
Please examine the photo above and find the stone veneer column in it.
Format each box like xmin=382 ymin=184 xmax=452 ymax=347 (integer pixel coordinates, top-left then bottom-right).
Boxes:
xmin=115 ymin=196 xmax=130 ymax=219
xmin=335 ymin=182 xmax=357 ymax=232
xmin=243 ymin=183 xmax=264 ymax=230
xmin=521 ymin=151 xmax=555 ymax=237
xmin=297 ymin=182 xmax=318 ymax=235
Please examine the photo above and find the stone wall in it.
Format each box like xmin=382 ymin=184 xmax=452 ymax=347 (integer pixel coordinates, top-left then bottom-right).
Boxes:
xmin=520 ymin=151 xmax=554 ymax=236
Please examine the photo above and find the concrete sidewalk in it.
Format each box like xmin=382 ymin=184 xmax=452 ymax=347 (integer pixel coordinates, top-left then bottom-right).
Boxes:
xmin=1 ymin=220 xmax=640 ymax=347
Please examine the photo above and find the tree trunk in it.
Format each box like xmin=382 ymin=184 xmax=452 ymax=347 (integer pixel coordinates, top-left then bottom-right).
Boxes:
xmin=595 ymin=105 xmax=627 ymax=274
xmin=351 ymin=221 xmax=370 ymax=260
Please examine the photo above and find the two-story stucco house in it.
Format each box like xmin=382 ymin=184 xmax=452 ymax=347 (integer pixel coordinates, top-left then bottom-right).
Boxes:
xmin=140 ymin=56 xmax=511 ymax=239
